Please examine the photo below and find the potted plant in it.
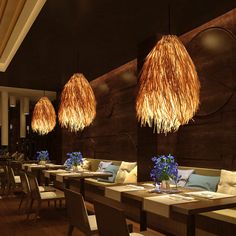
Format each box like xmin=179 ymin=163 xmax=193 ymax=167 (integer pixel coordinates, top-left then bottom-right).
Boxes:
xmin=36 ymin=150 xmax=49 ymax=165
xmin=64 ymin=152 xmax=83 ymax=172
xmin=150 ymin=154 xmax=178 ymax=192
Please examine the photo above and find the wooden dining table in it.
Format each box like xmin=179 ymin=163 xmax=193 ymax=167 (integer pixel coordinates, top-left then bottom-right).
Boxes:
xmin=22 ymin=163 xmax=66 ymax=185
xmin=44 ymin=170 xmax=112 ymax=197
xmin=105 ymin=184 xmax=236 ymax=235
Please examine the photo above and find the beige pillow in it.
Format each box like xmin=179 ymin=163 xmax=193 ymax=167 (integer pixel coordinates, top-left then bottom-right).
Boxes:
xmin=82 ymin=159 xmax=91 ymax=171
xmin=217 ymin=169 xmax=236 ymax=195
xmin=124 ymin=166 xmax=137 ymax=184
xmin=115 ymin=161 xmax=137 ymax=183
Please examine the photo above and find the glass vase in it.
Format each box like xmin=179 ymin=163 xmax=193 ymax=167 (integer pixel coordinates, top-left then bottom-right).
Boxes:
xmin=160 ymin=180 xmax=170 ymax=190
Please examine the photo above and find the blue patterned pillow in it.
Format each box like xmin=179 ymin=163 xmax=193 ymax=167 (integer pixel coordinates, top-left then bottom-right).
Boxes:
xmin=186 ymin=174 xmax=220 ymax=192
xmin=97 ymin=164 xmax=119 ymax=183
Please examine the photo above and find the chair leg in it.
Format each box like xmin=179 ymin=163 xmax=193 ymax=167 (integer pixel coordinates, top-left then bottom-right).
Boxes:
xmin=35 ymin=200 xmax=41 ymax=220
xmin=27 ymin=199 xmax=34 ymax=220
xmin=67 ymin=225 xmax=74 ymax=236
xmin=18 ymin=195 xmax=24 ymax=213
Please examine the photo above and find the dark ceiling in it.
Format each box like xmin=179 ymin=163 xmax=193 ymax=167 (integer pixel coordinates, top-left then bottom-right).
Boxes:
xmin=0 ymin=0 xmax=235 ymax=91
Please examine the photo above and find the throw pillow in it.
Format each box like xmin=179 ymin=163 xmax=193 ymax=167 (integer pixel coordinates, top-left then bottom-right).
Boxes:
xmin=186 ymin=174 xmax=220 ymax=192
xmin=124 ymin=166 xmax=137 ymax=184
xmin=97 ymin=164 xmax=120 ymax=183
xmin=97 ymin=161 xmax=113 ymax=171
xmin=217 ymin=169 xmax=236 ymax=195
xmin=176 ymin=169 xmax=194 ymax=187
xmin=82 ymin=158 xmax=91 ymax=171
xmin=115 ymin=161 xmax=137 ymax=183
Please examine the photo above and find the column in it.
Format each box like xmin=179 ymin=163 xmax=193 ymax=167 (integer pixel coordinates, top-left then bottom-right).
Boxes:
xmin=1 ymin=91 xmax=9 ymax=146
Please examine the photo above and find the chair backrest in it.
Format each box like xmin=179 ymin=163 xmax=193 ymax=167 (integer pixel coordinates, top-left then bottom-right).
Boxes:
xmin=27 ymin=174 xmax=40 ymax=199
xmin=94 ymin=200 xmax=129 ymax=236
xmin=19 ymin=172 xmax=31 ymax=195
xmin=64 ymin=189 xmax=91 ymax=233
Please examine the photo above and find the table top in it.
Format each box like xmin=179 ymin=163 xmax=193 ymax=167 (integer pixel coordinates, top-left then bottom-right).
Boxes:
xmin=45 ymin=170 xmax=113 ymax=182
xmin=107 ymin=184 xmax=236 ymax=217
xmin=171 ymin=195 xmax=236 ymax=215
xmin=22 ymin=163 xmax=65 ymax=171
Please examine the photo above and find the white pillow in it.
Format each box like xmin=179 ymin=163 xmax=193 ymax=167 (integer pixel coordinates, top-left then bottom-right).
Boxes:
xmin=177 ymin=169 xmax=194 ymax=187
xmin=115 ymin=161 xmax=137 ymax=183
xmin=97 ymin=161 xmax=112 ymax=171
xmin=124 ymin=166 xmax=137 ymax=184
xmin=217 ymin=169 xmax=236 ymax=195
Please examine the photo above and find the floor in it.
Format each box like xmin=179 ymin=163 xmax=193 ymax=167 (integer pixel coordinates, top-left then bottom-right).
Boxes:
xmin=0 ymin=194 xmax=163 ymax=236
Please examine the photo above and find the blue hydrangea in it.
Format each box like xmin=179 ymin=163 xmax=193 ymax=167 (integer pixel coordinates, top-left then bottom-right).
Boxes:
xmin=36 ymin=150 xmax=49 ymax=161
xmin=150 ymin=154 xmax=178 ymax=183
xmin=64 ymin=152 xmax=83 ymax=169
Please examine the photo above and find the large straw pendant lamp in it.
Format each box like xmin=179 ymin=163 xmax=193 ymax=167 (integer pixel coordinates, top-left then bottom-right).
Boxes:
xmin=31 ymin=97 xmax=56 ymax=135
xmin=136 ymin=35 xmax=200 ymax=134
xmin=58 ymin=73 xmax=96 ymax=132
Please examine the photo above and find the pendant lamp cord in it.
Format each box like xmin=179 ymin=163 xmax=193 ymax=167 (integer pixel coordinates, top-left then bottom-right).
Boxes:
xmin=168 ymin=4 xmax=171 ymax=34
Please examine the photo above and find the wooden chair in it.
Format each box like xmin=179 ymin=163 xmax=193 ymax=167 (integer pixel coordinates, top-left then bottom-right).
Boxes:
xmin=64 ymin=189 xmax=98 ymax=236
xmin=18 ymin=171 xmax=31 ymax=213
xmin=94 ymin=200 xmax=159 ymax=236
xmin=0 ymin=164 xmax=8 ymax=194
xmin=6 ymin=166 xmax=22 ymax=195
xmin=27 ymin=173 xmax=65 ymax=220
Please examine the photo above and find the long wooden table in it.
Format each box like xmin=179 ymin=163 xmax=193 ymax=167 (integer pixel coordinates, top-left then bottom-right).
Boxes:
xmin=44 ymin=170 xmax=112 ymax=197
xmin=105 ymin=185 xmax=236 ymax=235
xmin=22 ymin=163 xmax=66 ymax=185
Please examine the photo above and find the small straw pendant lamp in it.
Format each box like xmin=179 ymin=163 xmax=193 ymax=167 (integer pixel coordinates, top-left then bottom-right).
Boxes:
xmin=31 ymin=97 xmax=56 ymax=135
xmin=58 ymin=73 xmax=96 ymax=132
xmin=136 ymin=35 xmax=200 ymax=134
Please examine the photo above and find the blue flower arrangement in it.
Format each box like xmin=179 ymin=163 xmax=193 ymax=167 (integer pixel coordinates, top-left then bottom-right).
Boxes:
xmin=150 ymin=154 xmax=178 ymax=183
xmin=64 ymin=152 xmax=83 ymax=169
xmin=36 ymin=150 xmax=49 ymax=161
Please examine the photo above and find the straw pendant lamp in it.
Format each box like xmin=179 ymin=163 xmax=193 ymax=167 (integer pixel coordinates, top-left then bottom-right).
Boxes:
xmin=58 ymin=73 xmax=96 ymax=132
xmin=136 ymin=34 xmax=200 ymax=134
xmin=31 ymin=96 xmax=56 ymax=135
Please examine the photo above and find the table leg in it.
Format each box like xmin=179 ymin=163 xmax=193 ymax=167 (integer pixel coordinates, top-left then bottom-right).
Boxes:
xmin=80 ymin=178 xmax=85 ymax=198
xmin=186 ymin=215 xmax=195 ymax=236
xmin=140 ymin=209 xmax=147 ymax=231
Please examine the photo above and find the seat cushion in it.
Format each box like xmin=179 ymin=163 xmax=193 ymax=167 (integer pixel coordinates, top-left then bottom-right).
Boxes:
xmin=115 ymin=161 xmax=137 ymax=183
xmin=200 ymin=208 xmax=236 ymax=225
xmin=185 ymin=174 xmax=220 ymax=192
xmin=217 ymin=169 xmax=236 ymax=195
xmin=40 ymin=189 xmax=64 ymax=199
xmin=88 ymin=215 xmax=98 ymax=231
xmin=14 ymin=176 xmax=21 ymax=184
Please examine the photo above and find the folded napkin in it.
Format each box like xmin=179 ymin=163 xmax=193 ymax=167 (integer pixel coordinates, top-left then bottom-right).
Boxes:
xmin=185 ymin=191 xmax=234 ymax=199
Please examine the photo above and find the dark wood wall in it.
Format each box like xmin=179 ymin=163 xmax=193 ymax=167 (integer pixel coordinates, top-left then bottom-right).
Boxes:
xmin=138 ymin=9 xmax=236 ymax=181
xmin=60 ymin=61 xmax=138 ymax=163
xmin=60 ymin=10 xmax=236 ymax=181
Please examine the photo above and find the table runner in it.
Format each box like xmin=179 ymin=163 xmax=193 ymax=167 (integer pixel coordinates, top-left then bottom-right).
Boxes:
xmin=105 ymin=185 xmax=145 ymax=201
xmin=143 ymin=194 xmax=198 ymax=218
xmin=44 ymin=169 xmax=67 ymax=178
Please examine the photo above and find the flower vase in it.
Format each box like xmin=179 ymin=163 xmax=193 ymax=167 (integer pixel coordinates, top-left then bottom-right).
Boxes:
xmin=161 ymin=180 xmax=170 ymax=190
xmin=39 ymin=160 xmax=47 ymax=165
xmin=72 ymin=165 xmax=79 ymax=172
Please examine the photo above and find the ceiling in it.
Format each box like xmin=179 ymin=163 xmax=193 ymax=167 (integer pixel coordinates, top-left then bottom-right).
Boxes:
xmin=0 ymin=0 xmax=235 ymax=91
xmin=0 ymin=0 xmax=46 ymax=72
